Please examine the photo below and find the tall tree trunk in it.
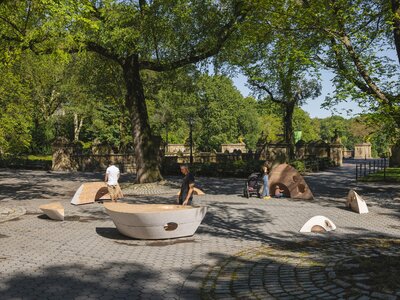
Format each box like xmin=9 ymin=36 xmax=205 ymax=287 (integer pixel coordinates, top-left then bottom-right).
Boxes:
xmin=392 ymin=0 xmax=400 ymax=65
xmin=123 ymin=55 xmax=163 ymax=183
xmin=283 ymin=102 xmax=295 ymax=160
xmin=73 ymin=113 xmax=83 ymax=142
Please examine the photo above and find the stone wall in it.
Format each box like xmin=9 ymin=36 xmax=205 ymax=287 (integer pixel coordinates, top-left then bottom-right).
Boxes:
xmin=73 ymin=154 xmax=136 ymax=173
xmin=51 ymin=138 xmax=80 ymax=171
xmin=52 ymin=140 xmax=136 ymax=173
xmin=354 ymin=143 xmax=372 ymax=159
xmin=166 ymin=144 xmax=186 ymax=154
xmin=221 ymin=143 xmax=247 ymax=153
xmin=343 ymin=149 xmax=354 ymax=159
xmin=53 ymin=139 xmax=344 ymax=173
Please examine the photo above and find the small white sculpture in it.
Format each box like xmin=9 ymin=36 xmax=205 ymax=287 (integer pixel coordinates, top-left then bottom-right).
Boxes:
xmin=300 ymin=216 xmax=336 ymax=233
xmin=346 ymin=190 xmax=368 ymax=214
xmin=39 ymin=202 xmax=64 ymax=221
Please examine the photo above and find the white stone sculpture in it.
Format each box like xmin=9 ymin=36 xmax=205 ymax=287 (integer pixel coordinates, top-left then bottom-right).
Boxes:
xmin=39 ymin=202 xmax=64 ymax=221
xmin=346 ymin=190 xmax=368 ymax=214
xmin=104 ymin=203 xmax=207 ymax=239
xmin=300 ymin=215 xmax=336 ymax=233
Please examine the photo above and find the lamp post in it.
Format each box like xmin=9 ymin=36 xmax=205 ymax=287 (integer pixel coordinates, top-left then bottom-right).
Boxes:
xmin=189 ymin=116 xmax=194 ymax=165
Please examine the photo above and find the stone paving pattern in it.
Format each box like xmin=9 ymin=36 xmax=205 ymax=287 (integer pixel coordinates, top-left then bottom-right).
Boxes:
xmin=0 ymin=161 xmax=399 ymax=299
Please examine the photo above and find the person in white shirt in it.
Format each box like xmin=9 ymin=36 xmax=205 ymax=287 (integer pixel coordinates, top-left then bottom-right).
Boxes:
xmin=105 ymin=163 xmax=120 ymax=202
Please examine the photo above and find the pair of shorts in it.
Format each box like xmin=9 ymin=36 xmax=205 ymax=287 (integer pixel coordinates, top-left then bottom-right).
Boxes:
xmin=107 ymin=184 xmax=119 ymax=200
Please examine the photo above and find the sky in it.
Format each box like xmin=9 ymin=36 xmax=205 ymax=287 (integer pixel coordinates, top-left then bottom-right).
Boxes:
xmin=231 ymin=70 xmax=363 ymax=119
xmin=231 ymin=49 xmax=398 ymax=119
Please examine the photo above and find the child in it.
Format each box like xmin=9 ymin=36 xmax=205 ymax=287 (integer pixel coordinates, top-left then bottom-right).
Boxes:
xmin=274 ymin=185 xmax=285 ymax=198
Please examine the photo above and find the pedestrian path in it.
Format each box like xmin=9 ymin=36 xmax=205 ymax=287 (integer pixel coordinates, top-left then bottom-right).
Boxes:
xmin=0 ymin=164 xmax=399 ymax=299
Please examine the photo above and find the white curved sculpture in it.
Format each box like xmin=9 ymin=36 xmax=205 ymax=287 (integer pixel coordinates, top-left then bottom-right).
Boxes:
xmin=104 ymin=203 xmax=207 ymax=239
xmin=71 ymin=182 xmax=123 ymax=205
xmin=346 ymin=190 xmax=368 ymax=214
xmin=39 ymin=202 xmax=64 ymax=221
xmin=300 ymin=216 xmax=336 ymax=233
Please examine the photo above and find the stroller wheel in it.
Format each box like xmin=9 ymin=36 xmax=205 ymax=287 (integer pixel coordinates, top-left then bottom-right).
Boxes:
xmin=243 ymin=189 xmax=249 ymax=198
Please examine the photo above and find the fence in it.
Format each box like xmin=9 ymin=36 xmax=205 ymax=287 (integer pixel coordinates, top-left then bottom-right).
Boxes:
xmin=355 ymin=158 xmax=388 ymax=180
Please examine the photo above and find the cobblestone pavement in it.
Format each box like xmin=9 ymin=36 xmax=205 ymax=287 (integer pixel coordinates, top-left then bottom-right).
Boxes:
xmin=0 ymin=163 xmax=399 ymax=299
xmin=0 ymin=206 xmax=26 ymax=223
xmin=199 ymin=239 xmax=400 ymax=300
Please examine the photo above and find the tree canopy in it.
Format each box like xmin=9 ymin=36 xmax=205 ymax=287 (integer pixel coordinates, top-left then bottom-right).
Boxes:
xmin=0 ymin=0 xmax=397 ymax=174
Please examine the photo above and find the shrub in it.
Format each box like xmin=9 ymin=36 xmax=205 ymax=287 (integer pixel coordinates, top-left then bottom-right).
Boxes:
xmin=290 ymin=160 xmax=306 ymax=173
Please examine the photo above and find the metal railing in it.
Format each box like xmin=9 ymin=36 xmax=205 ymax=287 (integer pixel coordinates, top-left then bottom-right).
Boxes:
xmin=356 ymin=158 xmax=388 ymax=180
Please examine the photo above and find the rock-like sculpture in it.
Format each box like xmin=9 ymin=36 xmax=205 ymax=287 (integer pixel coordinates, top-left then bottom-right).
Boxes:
xmin=71 ymin=182 xmax=123 ymax=205
xmin=268 ymin=163 xmax=314 ymax=200
xmin=39 ymin=202 xmax=64 ymax=221
xmin=104 ymin=203 xmax=207 ymax=239
xmin=346 ymin=190 xmax=368 ymax=214
xmin=300 ymin=216 xmax=336 ymax=233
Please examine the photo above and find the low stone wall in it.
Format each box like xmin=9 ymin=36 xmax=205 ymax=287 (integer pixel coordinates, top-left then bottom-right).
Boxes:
xmin=343 ymin=150 xmax=354 ymax=159
xmin=52 ymin=139 xmax=344 ymax=173
xmin=354 ymin=143 xmax=372 ymax=159
xmin=221 ymin=143 xmax=247 ymax=153
xmin=72 ymin=154 xmax=136 ymax=173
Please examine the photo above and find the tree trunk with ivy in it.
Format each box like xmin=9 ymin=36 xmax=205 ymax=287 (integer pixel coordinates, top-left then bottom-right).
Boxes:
xmin=123 ymin=55 xmax=163 ymax=183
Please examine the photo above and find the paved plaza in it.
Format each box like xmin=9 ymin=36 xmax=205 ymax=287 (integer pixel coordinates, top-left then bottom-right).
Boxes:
xmin=0 ymin=161 xmax=400 ymax=299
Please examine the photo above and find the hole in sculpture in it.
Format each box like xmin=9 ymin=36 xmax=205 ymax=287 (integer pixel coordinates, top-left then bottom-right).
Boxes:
xmin=311 ymin=225 xmax=326 ymax=233
xmin=325 ymin=220 xmax=332 ymax=228
xmin=269 ymin=183 xmax=290 ymax=198
xmin=292 ymin=175 xmax=300 ymax=183
xmin=298 ymin=184 xmax=306 ymax=194
xmin=95 ymin=187 xmax=109 ymax=200
xmin=164 ymin=222 xmax=178 ymax=231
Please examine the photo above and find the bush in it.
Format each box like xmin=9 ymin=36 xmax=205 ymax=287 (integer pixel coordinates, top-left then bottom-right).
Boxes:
xmin=290 ymin=160 xmax=306 ymax=173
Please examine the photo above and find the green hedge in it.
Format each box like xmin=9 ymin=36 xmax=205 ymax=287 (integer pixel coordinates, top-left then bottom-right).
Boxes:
xmin=0 ymin=156 xmax=52 ymax=170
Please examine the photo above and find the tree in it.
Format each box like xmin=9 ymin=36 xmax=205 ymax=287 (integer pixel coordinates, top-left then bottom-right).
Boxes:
xmin=244 ymin=39 xmax=321 ymax=158
xmin=0 ymin=0 xmax=247 ymax=183
xmin=194 ymin=75 xmax=248 ymax=151
xmin=220 ymin=1 xmax=321 ymax=158
xmin=0 ymin=63 xmax=32 ymax=155
xmin=298 ymin=0 xmax=400 ymax=141
xmin=293 ymin=108 xmax=320 ymax=142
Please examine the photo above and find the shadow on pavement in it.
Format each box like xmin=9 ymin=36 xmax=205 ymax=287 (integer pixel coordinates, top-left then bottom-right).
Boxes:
xmin=1 ymin=262 xmax=169 ymax=299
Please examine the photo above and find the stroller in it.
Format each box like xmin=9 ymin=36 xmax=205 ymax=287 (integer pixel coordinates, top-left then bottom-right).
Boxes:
xmin=243 ymin=172 xmax=262 ymax=198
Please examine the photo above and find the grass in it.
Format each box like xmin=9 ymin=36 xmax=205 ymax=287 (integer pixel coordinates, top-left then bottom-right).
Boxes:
xmin=27 ymin=155 xmax=52 ymax=161
xmin=360 ymin=167 xmax=400 ymax=182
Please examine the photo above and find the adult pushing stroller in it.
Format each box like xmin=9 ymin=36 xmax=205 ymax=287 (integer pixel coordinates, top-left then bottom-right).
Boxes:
xmin=243 ymin=172 xmax=261 ymax=198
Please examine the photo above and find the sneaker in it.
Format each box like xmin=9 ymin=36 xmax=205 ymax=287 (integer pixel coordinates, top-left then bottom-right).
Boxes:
xmin=263 ymin=196 xmax=271 ymax=200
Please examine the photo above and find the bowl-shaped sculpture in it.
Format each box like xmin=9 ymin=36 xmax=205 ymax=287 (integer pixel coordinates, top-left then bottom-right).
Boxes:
xmin=104 ymin=203 xmax=207 ymax=239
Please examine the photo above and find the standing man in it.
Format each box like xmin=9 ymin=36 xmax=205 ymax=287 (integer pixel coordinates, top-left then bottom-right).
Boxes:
xmin=105 ymin=162 xmax=120 ymax=202
xmin=178 ymin=164 xmax=195 ymax=206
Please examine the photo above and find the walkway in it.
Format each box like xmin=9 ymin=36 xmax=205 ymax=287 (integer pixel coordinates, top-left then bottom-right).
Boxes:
xmin=0 ymin=162 xmax=399 ymax=299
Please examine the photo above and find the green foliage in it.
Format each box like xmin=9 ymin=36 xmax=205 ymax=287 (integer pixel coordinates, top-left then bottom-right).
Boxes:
xmin=293 ymin=108 xmax=320 ymax=142
xmin=360 ymin=168 xmax=400 ymax=182
xmin=0 ymin=0 xmax=396 ymax=164
xmin=289 ymin=160 xmax=306 ymax=173
xmin=0 ymin=65 xmax=32 ymax=155
xmin=27 ymin=155 xmax=52 ymax=161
